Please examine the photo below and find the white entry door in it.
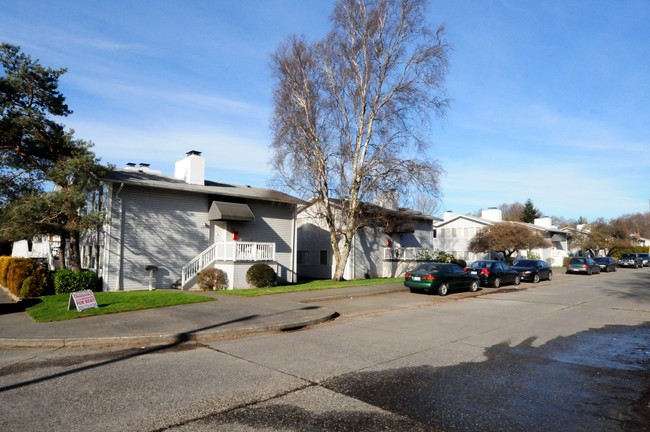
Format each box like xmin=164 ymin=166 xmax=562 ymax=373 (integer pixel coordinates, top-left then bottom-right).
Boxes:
xmin=210 ymin=221 xmax=227 ymax=243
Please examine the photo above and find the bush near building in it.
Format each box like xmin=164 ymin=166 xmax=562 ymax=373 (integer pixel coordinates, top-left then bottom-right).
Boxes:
xmin=198 ymin=268 xmax=228 ymax=291
xmin=246 ymin=263 xmax=277 ymax=288
xmin=53 ymin=269 xmax=99 ymax=294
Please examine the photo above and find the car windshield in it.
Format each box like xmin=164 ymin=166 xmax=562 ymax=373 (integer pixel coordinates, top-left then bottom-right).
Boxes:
xmin=413 ymin=264 xmax=442 ymax=273
xmin=513 ymin=260 xmax=535 ymax=267
xmin=620 ymin=254 xmax=634 ymax=259
xmin=594 ymin=258 xmax=608 ymax=263
xmin=469 ymin=261 xmax=493 ymax=269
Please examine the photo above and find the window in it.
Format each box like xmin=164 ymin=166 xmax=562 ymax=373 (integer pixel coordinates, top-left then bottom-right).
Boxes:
xmin=297 ymin=250 xmax=310 ymax=265
xmin=320 ymin=250 xmax=329 ymax=266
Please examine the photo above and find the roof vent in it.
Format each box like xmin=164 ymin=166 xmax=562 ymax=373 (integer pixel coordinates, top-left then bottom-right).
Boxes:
xmin=139 ymin=163 xmax=150 ymax=168
xmin=126 ymin=162 xmax=136 ymax=168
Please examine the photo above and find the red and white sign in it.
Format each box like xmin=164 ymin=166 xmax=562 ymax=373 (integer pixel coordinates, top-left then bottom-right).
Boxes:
xmin=69 ymin=290 xmax=98 ymax=312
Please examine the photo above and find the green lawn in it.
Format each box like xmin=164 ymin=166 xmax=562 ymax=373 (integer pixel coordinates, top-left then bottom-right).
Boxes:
xmin=218 ymin=277 xmax=402 ymax=297
xmin=25 ymin=290 xmax=213 ymax=323
xmin=22 ymin=277 xmax=402 ymax=322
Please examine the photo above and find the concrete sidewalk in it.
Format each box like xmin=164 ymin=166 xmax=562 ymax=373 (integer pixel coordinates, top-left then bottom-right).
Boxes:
xmin=0 ymin=283 xmax=407 ymax=348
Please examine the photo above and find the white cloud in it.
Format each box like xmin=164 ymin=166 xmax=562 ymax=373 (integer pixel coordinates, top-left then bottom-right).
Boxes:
xmin=67 ymin=119 xmax=272 ymax=178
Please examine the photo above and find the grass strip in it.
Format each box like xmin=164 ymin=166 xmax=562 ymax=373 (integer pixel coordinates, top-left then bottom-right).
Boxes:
xmin=25 ymin=290 xmax=213 ymax=322
xmin=217 ymin=277 xmax=402 ymax=297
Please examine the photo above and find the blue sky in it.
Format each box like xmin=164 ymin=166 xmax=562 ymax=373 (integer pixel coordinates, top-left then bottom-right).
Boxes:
xmin=2 ymin=0 xmax=648 ymax=221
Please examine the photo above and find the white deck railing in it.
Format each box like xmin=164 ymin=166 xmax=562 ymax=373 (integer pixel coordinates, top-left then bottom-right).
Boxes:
xmin=182 ymin=242 xmax=275 ymax=288
xmin=383 ymin=247 xmax=429 ymax=261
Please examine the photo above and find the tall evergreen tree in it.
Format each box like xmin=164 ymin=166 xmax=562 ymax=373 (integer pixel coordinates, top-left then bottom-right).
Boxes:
xmin=0 ymin=43 xmax=77 ymax=204
xmin=0 ymin=44 xmax=108 ymax=270
xmin=521 ymin=199 xmax=541 ymax=223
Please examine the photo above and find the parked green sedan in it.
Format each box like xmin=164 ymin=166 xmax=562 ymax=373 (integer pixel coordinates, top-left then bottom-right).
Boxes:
xmin=404 ymin=263 xmax=480 ymax=296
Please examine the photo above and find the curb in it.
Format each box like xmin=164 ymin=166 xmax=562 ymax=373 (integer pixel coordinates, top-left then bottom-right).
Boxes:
xmin=0 ymin=309 xmax=340 ymax=349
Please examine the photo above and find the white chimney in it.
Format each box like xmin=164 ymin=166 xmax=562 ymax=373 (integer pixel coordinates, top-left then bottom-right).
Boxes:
xmin=174 ymin=150 xmax=205 ymax=185
xmin=534 ymin=217 xmax=552 ymax=228
xmin=481 ymin=207 xmax=503 ymax=222
xmin=443 ymin=210 xmax=455 ymax=221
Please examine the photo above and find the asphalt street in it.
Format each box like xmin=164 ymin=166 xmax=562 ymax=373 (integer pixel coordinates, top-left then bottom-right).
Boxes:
xmin=0 ymin=268 xmax=648 ymax=431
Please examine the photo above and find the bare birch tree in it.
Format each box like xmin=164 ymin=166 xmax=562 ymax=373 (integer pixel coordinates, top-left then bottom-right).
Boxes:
xmin=270 ymin=0 xmax=449 ymax=280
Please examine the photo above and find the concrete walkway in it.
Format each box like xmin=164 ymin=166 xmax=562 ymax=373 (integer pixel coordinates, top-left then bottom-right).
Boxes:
xmin=0 ymin=283 xmax=407 ymax=348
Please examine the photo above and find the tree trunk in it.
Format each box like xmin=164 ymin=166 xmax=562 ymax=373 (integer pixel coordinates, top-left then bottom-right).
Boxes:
xmin=58 ymin=233 xmax=67 ymax=270
xmin=332 ymin=237 xmax=353 ymax=281
xmin=68 ymin=231 xmax=81 ymax=271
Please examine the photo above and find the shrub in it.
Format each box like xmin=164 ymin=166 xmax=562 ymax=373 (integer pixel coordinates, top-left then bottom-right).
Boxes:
xmin=198 ymin=268 xmax=229 ymax=291
xmin=6 ymin=258 xmax=37 ymax=296
xmin=19 ymin=262 xmax=52 ymax=298
xmin=52 ymin=269 xmax=98 ymax=294
xmin=454 ymin=259 xmax=467 ymax=268
xmin=76 ymin=270 xmax=100 ymax=292
xmin=0 ymin=256 xmax=11 ymax=287
xmin=245 ymin=263 xmax=277 ymax=288
xmin=432 ymin=250 xmax=456 ymax=263
xmin=53 ymin=269 xmax=76 ymax=294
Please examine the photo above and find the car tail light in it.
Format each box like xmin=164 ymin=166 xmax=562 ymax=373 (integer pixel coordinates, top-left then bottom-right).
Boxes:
xmin=481 ymin=269 xmax=490 ymax=275
xmin=405 ymin=273 xmax=411 ymax=278
xmin=582 ymin=264 xmax=587 ymax=269
xmin=423 ymin=274 xmax=435 ymax=280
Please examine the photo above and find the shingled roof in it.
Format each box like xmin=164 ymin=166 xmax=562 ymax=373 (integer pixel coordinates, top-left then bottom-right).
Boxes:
xmin=105 ymin=168 xmax=303 ymax=205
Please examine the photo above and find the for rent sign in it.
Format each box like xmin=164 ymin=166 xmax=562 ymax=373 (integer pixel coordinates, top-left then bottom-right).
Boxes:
xmin=68 ymin=290 xmax=99 ymax=312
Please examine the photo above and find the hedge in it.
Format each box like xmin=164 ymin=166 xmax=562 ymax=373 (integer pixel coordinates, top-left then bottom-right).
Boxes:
xmin=0 ymin=256 xmax=11 ymax=287
xmin=53 ymin=269 xmax=99 ymax=294
xmin=6 ymin=258 xmax=39 ymax=297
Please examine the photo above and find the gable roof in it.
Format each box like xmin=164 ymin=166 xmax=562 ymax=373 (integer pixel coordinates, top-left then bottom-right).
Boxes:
xmin=298 ymin=197 xmax=440 ymax=221
xmin=435 ymin=214 xmax=567 ymax=238
xmin=433 ymin=214 xmax=493 ymax=227
xmin=105 ymin=169 xmax=303 ymax=205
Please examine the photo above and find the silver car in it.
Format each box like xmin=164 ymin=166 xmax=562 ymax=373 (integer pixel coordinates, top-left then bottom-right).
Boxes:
xmin=618 ymin=253 xmax=643 ymax=268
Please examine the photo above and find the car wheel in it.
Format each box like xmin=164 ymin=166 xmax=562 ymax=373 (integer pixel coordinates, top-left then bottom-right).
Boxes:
xmin=514 ymin=275 xmax=521 ymax=285
xmin=437 ymin=283 xmax=449 ymax=296
xmin=533 ymin=274 xmax=540 ymax=283
xmin=548 ymin=271 xmax=553 ymax=281
xmin=469 ymin=280 xmax=478 ymax=292
xmin=493 ymin=277 xmax=501 ymax=288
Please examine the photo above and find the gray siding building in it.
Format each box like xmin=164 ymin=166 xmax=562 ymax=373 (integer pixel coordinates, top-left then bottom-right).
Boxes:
xmin=90 ymin=151 xmax=301 ymax=291
xmin=297 ymin=200 xmax=438 ymax=280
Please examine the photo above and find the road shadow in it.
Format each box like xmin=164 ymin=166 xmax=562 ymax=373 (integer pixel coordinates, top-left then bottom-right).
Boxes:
xmin=182 ymin=323 xmax=650 ymax=431
xmin=0 ymin=298 xmax=40 ymax=315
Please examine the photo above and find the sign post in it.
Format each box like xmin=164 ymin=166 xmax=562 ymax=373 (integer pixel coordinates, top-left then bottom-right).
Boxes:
xmin=67 ymin=290 xmax=99 ymax=312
